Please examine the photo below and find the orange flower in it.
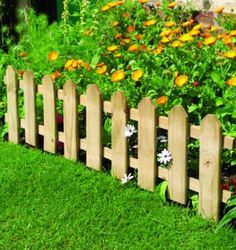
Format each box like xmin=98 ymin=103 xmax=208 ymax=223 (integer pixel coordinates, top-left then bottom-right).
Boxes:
xmin=204 ymin=37 xmax=217 ymax=46
xmin=143 ymin=19 xmax=157 ymax=27
xmin=48 ymin=51 xmax=58 ymax=61
xmin=157 ymin=96 xmax=168 ymax=105
xmin=171 ymin=40 xmax=183 ymax=48
xmin=138 ymin=0 xmax=148 ymax=3
xmin=83 ymin=62 xmax=92 ymax=71
xmin=111 ymin=70 xmax=125 ymax=82
xmin=83 ymin=30 xmax=92 ymax=36
xmin=226 ymin=77 xmax=236 ymax=86
xmin=128 ymin=44 xmax=139 ymax=52
xmin=215 ymin=6 xmax=224 ymax=14
xmin=230 ymin=30 xmax=236 ymax=36
xmin=112 ymin=21 xmax=119 ymax=27
xmin=160 ymin=29 xmax=171 ymax=37
xmin=175 ymin=75 xmax=188 ymax=87
xmin=200 ymin=32 xmax=211 ymax=38
xmin=136 ymin=34 xmax=143 ymax=40
xmin=182 ymin=19 xmax=194 ymax=28
xmin=115 ymin=33 xmax=122 ymax=39
xmin=172 ymin=27 xmax=181 ymax=34
xmin=122 ymin=13 xmax=130 ymax=18
xmin=131 ymin=69 xmax=144 ymax=81
xmin=222 ymin=36 xmax=233 ymax=46
xmin=96 ymin=64 xmax=108 ymax=74
xmin=107 ymin=45 xmax=118 ymax=52
xmin=168 ymin=2 xmax=176 ymax=9
xmin=101 ymin=5 xmax=110 ymax=11
xmin=223 ymin=50 xmax=236 ymax=59
xmin=179 ymin=34 xmax=193 ymax=42
xmin=127 ymin=25 xmax=135 ymax=33
xmin=51 ymin=71 xmax=61 ymax=80
xmin=108 ymin=1 xmax=124 ymax=7
xmin=164 ymin=21 xmax=176 ymax=28
xmin=20 ymin=51 xmax=27 ymax=57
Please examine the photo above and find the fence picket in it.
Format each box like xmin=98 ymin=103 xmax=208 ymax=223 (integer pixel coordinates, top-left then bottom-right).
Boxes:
xmin=168 ymin=105 xmax=188 ymax=204
xmin=63 ymin=80 xmax=79 ymax=160
xmin=199 ymin=115 xmax=222 ymax=221
xmin=111 ymin=91 xmax=128 ymax=179
xmin=86 ymin=84 xmax=102 ymax=170
xmin=4 ymin=66 xmax=19 ymax=144
xmin=42 ymin=75 xmax=57 ymax=153
xmin=138 ymin=98 xmax=156 ymax=191
xmin=23 ymin=71 xmax=37 ymax=147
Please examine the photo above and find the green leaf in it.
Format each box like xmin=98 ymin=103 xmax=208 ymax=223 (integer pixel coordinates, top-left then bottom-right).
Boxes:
xmin=104 ymin=117 xmax=112 ymax=135
xmin=188 ymin=104 xmax=198 ymax=113
xmin=156 ymin=180 xmax=168 ymax=203
xmin=216 ymin=207 xmax=236 ymax=232
xmin=210 ymin=71 xmax=222 ymax=83
xmin=91 ymin=53 xmax=101 ymax=68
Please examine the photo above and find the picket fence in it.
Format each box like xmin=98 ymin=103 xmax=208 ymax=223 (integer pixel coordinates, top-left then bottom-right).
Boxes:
xmin=4 ymin=65 xmax=235 ymax=221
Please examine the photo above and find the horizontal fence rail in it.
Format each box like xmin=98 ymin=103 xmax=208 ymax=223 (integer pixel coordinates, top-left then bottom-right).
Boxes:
xmin=4 ymin=65 xmax=235 ymax=221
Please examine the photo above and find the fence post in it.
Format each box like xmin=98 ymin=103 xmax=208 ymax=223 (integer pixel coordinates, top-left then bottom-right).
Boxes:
xmin=23 ymin=71 xmax=37 ymax=147
xmin=138 ymin=97 xmax=156 ymax=191
xmin=42 ymin=75 xmax=57 ymax=153
xmin=86 ymin=84 xmax=102 ymax=170
xmin=63 ymin=80 xmax=79 ymax=160
xmin=111 ymin=91 xmax=128 ymax=179
xmin=199 ymin=114 xmax=222 ymax=221
xmin=168 ymin=105 xmax=188 ymax=204
xmin=4 ymin=66 xmax=19 ymax=144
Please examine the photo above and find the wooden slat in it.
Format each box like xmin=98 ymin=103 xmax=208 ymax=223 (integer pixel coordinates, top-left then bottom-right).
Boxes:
xmin=37 ymin=84 xmax=44 ymax=94
xmin=23 ymin=71 xmax=37 ymax=146
xmin=111 ymin=91 xmax=128 ymax=179
xmin=63 ymin=80 xmax=79 ymax=160
xmin=199 ymin=115 xmax=222 ymax=221
xmin=4 ymin=66 xmax=19 ymax=144
xmin=103 ymin=101 xmax=111 ymax=113
xmin=42 ymin=75 xmax=57 ymax=153
xmin=86 ymin=84 xmax=102 ymax=170
xmin=138 ymin=97 xmax=157 ymax=191
xmin=168 ymin=105 xmax=188 ymax=204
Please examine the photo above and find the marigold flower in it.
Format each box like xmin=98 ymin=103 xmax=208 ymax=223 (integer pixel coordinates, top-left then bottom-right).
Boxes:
xmin=172 ymin=27 xmax=181 ymax=34
xmin=168 ymin=2 xmax=176 ymax=9
xmin=226 ymin=77 xmax=236 ymax=86
xmin=111 ymin=70 xmax=125 ymax=82
xmin=83 ymin=62 xmax=92 ymax=71
xmin=122 ymin=38 xmax=131 ymax=44
xmin=209 ymin=25 xmax=218 ymax=32
xmin=215 ymin=6 xmax=224 ymax=14
xmin=179 ymin=34 xmax=193 ymax=42
xmin=128 ymin=44 xmax=139 ymax=52
xmin=189 ymin=29 xmax=200 ymax=36
xmin=101 ymin=5 xmax=110 ymax=11
xmin=114 ymin=53 xmax=122 ymax=58
xmin=171 ymin=40 xmax=183 ymax=48
xmin=230 ymin=30 xmax=236 ymax=36
xmin=127 ymin=25 xmax=135 ymax=33
xmin=136 ymin=34 xmax=143 ymax=40
xmin=51 ymin=71 xmax=61 ymax=80
xmin=96 ymin=64 xmax=108 ymax=74
xmin=48 ymin=51 xmax=58 ymax=61
xmin=222 ymin=36 xmax=233 ymax=46
xmin=64 ymin=59 xmax=74 ymax=69
xmin=107 ymin=45 xmax=118 ymax=52
xmin=20 ymin=51 xmax=27 ymax=57
xmin=223 ymin=50 xmax=236 ymax=59
xmin=192 ymin=24 xmax=202 ymax=31
xmin=112 ymin=21 xmax=119 ymax=27
xmin=122 ymin=13 xmax=130 ymax=18
xmin=161 ymin=37 xmax=169 ymax=43
xmin=131 ymin=69 xmax=144 ymax=81
xmin=83 ymin=30 xmax=92 ymax=36
xmin=175 ymin=75 xmax=188 ymax=87
xmin=204 ymin=37 xmax=217 ymax=46
xmin=157 ymin=96 xmax=168 ymax=105
xmin=164 ymin=21 xmax=176 ymax=28
xmin=182 ymin=19 xmax=194 ymax=28
xmin=200 ymin=32 xmax=211 ymax=38
xmin=138 ymin=0 xmax=148 ymax=3
xmin=160 ymin=29 xmax=171 ymax=37
xmin=108 ymin=1 xmax=124 ymax=7
xmin=115 ymin=33 xmax=122 ymax=39
xmin=143 ymin=19 xmax=157 ymax=27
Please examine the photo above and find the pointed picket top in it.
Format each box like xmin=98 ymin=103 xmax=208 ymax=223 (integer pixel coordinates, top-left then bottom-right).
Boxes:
xmin=63 ymin=80 xmax=79 ymax=160
xmin=111 ymin=90 xmax=128 ymax=179
xmin=168 ymin=105 xmax=188 ymax=204
xmin=4 ymin=65 xmax=17 ymax=84
xmin=42 ymin=75 xmax=57 ymax=153
xmin=199 ymin=114 xmax=222 ymax=221
xmin=86 ymin=84 xmax=102 ymax=170
xmin=138 ymin=97 xmax=157 ymax=191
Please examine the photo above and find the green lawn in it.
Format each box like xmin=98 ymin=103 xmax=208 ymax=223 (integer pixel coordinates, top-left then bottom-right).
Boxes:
xmin=0 ymin=141 xmax=235 ymax=249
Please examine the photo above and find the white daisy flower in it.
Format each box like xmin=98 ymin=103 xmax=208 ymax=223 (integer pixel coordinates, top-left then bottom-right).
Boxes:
xmin=158 ymin=135 xmax=167 ymax=143
xmin=157 ymin=149 xmax=172 ymax=165
xmin=124 ymin=124 xmax=137 ymax=137
xmin=121 ymin=173 xmax=134 ymax=184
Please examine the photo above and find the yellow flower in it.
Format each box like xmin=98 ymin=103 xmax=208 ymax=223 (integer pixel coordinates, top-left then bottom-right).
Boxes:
xmin=128 ymin=44 xmax=139 ymax=52
xmin=182 ymin=19 xmax=194 ymax=28
xmin=188 ymin=29 xmax=200 ymax=36
xmin=101 ymin=5 xmax=110 ymax=11
xmin=160 ymin=29 xmax=171 ymax=37
xmin=223 ymin=50 xmax=236 ymax=59
xmin=164 ymin=21 xmax=176 ymax=28
xmin=215 ymin=6 xmax=224 ymax=14
xmin=168 ymin=2 xmax=176 ymax=9
xmin=209 ymin=25 xmax=218 ymax=32
xmin=107 ymin=45 xmax=118 ymax=52
xmin=192 ymin=24 xmax=202 ymax=31
xmin=131 ymin=69 xmax=144 ymax=81
xmin=179 ymin=34 xmax=193 ymax=42
xmin=172 ymin=27 xmax=181 ymax=34
xmin=111 ymin=70 xmax=125 ymax=82
xmin=171 ymin=40 xmax=183 ymax=48
xmin=204 ymin=37 xmax=217 ymax=46
xmin=143 ymin=19 xmax=157 ymax=27
xmin=230 ymin=30 xmax=236 ymax=36
xmin=112 ymin=21 xmax=119 ymax=27
xmin=96 ymin=64 xmax=108 ymax=74
xmin=226 ymin=77 xmax=236 ymax=86
xmin=64 ymin=59 xmax=74 ymax=69
xmin=114 ymin=53 xmax=122 ymax=58
xmin=108 ymin=1 xmax=124 ymax=7
xmin=157 ymin=96 xmax=168 ymax=105
xmin=48 ymin=51 xmax=58 ymax=61
xmin=161 ymin=37 xmax=169 ymax=43
xmin=138 ymin=0 xmax=148 ymax=3
xmin=175 ymin=75 xmax=188 ymax=87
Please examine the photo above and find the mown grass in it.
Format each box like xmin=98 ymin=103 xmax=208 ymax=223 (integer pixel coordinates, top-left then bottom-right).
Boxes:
xmin=0 ymin=141 xmax=235 ymax=249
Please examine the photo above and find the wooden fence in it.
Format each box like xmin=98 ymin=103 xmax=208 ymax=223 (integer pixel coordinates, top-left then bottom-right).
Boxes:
xmin=4 ymin=65 xmax=235 ymax=221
